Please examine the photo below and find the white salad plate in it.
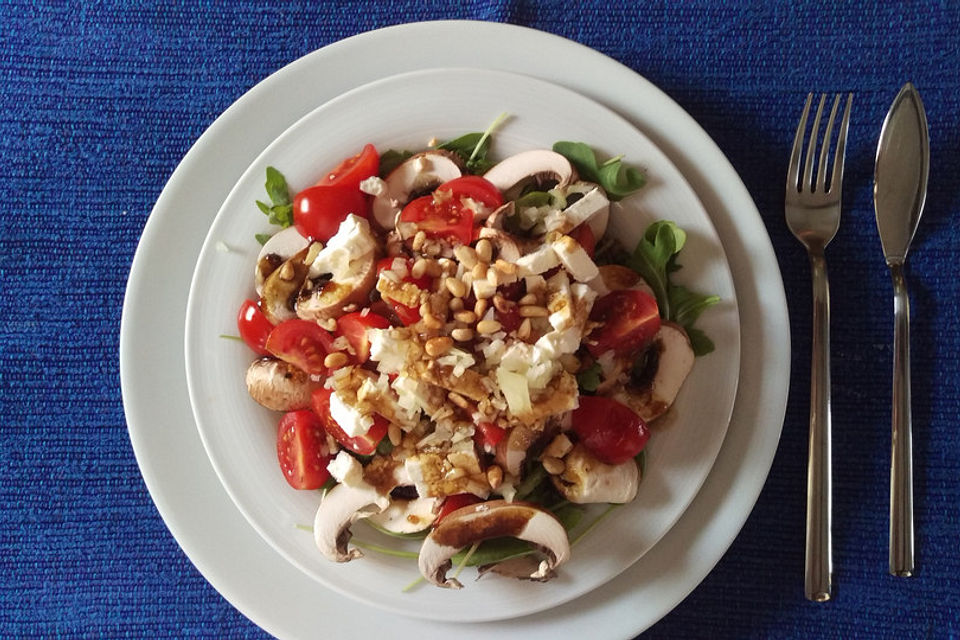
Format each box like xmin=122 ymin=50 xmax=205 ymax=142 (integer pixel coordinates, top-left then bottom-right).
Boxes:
xmin=184 ymin=67 xmax=740 ymax=623
xmin=121 ymin=20 xmax=789 ymax=639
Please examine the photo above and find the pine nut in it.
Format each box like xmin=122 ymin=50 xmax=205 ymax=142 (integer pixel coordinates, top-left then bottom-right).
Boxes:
xmin=305 ymin=242 xmax=324 ymax=264
xmin=447 ymin=391 xmax=472 ymax=410
xmin=454 ymin=245 xmax=478 ymax=268
xmin=518 ymin=293 xmax=539 ymax=306
xmin=445 ymin=277 xmax=467 ymax=298
xmin=323 ymin=352 xmax=349 ymax=369
xmin=449 ymin=297 xmax=465 ymax=312
xmin=412 ymin=230 xmax=427 ymax=251
xmin=471 ymin=262 xmax=487 ymax=280
xmin=388 ymin=423 xmax=402 ymax=447
xmin=476 ymin=319 xmax=502 ymax=335
xmin=517 ymin=318 xmax=532 ymax=339
xmin=424 ymin=260 xmax=443 ymax=277
xmin=486 ymin=464 xmax=504 ymax=489
xmin=542 ymin=434 xmax=574 ymax=459
xmin=486 ymin=266 xmax=499 ymax=287
xmin=439 ymin=258 xmax=457 ymax=275
xmin=411 ymin=258 xmax=428 ymax=279
xmin=474 ymin=298 xmax=489 ymax=317
xmin=519 ymin=305 xmax=549 ymax=318
xmin=454 ymin=310 xmax=477 ymax=324
xmin=494 ymin=259 xmax=517 ymax=275
xmin=560 ymin=354 xmax=581 ymax=373
xmin=422 ymin=311 xmax=444 ymax=329
xmin=278 ymin=261 xmax=295 ymax=281
xmin=425 ymin=241 xmax=441 ymax=257
xmin=542 ymin=456 xmax=566 ymax=475
xmin=475 ymin=238 xmax=493 ymax=263
xmin=451 ymin=327 xmax=474 ymax=342
xmin=425 ymin=336 xmax=454 ymax=357
xmin=445 ymin=466 xmax=467 ymax=480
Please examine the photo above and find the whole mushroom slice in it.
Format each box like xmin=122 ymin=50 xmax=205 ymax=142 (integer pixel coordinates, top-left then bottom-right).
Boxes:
xmin=255 ymin=226 xmax=310 ymax=296
xmin=482 ymin=150 xmax=575 ymax=198
xmin=550 ymin=443 xmax=640 ymax=504
xmin=371 ymin=151 xmax=463 ymax=230
xmin=296 ymin=253 xmax=377 ymax=322
xmin=418 ymin=500 xmax=571 ymax=589
xmin=616 ymin=321 xmax=696 ymax=422
xmin=313 ymin=483 xmax=391 ymax=562
xmin=245 ymin=357 xmax=322 ymax=412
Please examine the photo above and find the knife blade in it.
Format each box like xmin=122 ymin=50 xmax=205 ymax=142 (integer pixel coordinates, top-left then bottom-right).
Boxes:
xmin=873 ymin=82 xmax=929 ymax=577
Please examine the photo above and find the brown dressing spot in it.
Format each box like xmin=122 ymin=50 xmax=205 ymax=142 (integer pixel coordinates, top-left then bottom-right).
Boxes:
xmin=363 ymin=456 xmax=401 ymax=496
xmin=432 ymin=506 xmax=533 ymax=549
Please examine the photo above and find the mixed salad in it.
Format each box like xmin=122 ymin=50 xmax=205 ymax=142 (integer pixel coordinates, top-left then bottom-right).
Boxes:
xmin=235 ymin=124 xmax=718 ymax=589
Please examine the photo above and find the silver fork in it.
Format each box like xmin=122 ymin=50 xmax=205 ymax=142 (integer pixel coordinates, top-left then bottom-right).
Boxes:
xmin=785 ymin=92 xmax=853 ymax=603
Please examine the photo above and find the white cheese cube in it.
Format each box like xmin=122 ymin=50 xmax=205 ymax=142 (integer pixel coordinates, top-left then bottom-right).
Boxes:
xmin=327 ymin=450 xmax=365 ymax=487
xmin=545 ymin=187 xmax=609 ymax=233
xmin=328 ymin=391 xmax=374 ymax=437
xmin=516 ymin=245 xmax=560 ymax=276
xmin=552 ymin=234 xmax=599 ymax=282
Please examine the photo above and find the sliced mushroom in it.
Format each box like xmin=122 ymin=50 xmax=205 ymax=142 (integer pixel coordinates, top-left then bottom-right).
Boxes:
xmin=371 ymin=151 xmax=462 ymax=230
xmin=482 ymin=150 xmax=575 ymax=198
xmin=296 ymin=253 xmax=377 ymax=321
xmin=245 ymin=357 xmax=322 ymax=412
xmin=477 ymin=555 xmax=556 ymax=582
xmin=255 ymin=226 xmax=310 ymax=296
xmin=551 ymin=443 xmax=640 ymax=504
xmin=616 ymin=322 xmax=696 ymax=422
xmin=313 ymin=483 xmax=391 ymax=562
xmin=367 ymin=495 xmax=440 ymax=534
xmin=418 ymin=500 xmax=570 ymax=588
xmin=260 ymin=247 xmax=311 ymax=324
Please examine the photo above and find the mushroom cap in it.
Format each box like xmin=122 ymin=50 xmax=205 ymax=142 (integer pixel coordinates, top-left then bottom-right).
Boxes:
xmin=482 ymin=150 xmax=575 ymax=196
xmin=615 ymin=322 xmax=695 ymax=422
xmin=245 ymin=357 xmax=321 ymax=412
xmin=371 ymin=151 xmax=462 ymax=230
xmin=417 ymin=500 xmax=570 ymax=589
xmin=550 ymin=443 xmax=640 ymax=504
xmin=295 ymin=253 xmax=377 ymax=321
xmin=313 ymin=483 xmax=390 ymax=562
xmin=255 ymin=226 xmax=309 ymax=297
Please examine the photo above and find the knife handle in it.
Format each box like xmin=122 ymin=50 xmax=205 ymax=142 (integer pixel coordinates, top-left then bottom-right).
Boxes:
xmin=805 ymin=251 xmax=832 ymax=601
xmin=890 ymin=263 xmax=915 ymax=577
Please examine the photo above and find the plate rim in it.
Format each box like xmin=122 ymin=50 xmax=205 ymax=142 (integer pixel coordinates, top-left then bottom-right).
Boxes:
xmin=182 ymin=64 xmax=742 ymax=622
xmin=121 ymin=19 xmax=789 ymax=639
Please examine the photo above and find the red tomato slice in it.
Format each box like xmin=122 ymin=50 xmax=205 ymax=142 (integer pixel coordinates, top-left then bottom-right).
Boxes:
xmin=237 ymin=299 xmax=274 ymax=356
xmin=277 ymin=410 xmax=333 ymax=490
xmin=435 ymin=493 xmax=484 ymax=525
xmin=474 ymin=421 xmax=507 ymax=451
xmin=317 ymin=144 xmax=379 ymax=190
xmin=265 ymin=319 xmax=335 ymax=375
xmin=336 ymin=311 xmax=391 ymax=362
xmin=376 ymin=257 xmax=431 ymax=325
xmin=587 ymin=289 xmax=661 ymax=357
xmin=571 ymin=396 xmax=650 ymax=465
xmin=435 ymin=175 xmax=503 ymax=209
xmin=399 ymin=195 xmax=474 ymax=246
xmin=570 ymin=223 xmax=596 ymax=258
xmin=293 ymin=184 xmax=370 ymax=242
xmin=311 ymin=388 xmax=387 ymax=456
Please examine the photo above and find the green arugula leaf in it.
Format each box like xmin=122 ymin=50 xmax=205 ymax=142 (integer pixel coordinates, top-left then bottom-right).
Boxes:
xmin=255 ymin=166 xmax=295 ymax=243
xmin=378 ymin=149 xmax=413 ymax=177
xmin=515 ymin=190 xmax=552 ymax=208
xmin=255 ymin=233 xmax=272 ymax=246
xmin=552 ymin=141 xmax=645 ymax=201
xmin=264 ymin=166 xmax=291 ymax=206
xmin=437 ymin=112 xmax=509 ymax=174
xmin=669 ymin=284 xmax=720 ymax=328
xmin=576 ymin=362 xmax=603 ymax=393
xmin=685 ymin=327 xmax=716 ymax=356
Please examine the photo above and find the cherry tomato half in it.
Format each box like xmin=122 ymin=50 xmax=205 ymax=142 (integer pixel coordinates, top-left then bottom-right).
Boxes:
xmin=571 ymin=396 xmax=650 ymax=465
xmin=311 ymin=388 xmax=388 ymax=456
xmin=474 ymin=421 xmax=507 ymax=451
xmin=399 ymin=195 xmax=474 ymax=246
xmin=336 ymin=311 xmax=391 ymax=362
xmin=237 ymin=299 xmax=274 ymax=356
xmin=587 ymin=289 xmax=661 ymax=357
xmin=317 ymin=144 xmax=379 ymax=190
xmin=277 ymin=410 xmax=333 ymax=490
xmin=265 ymin=319 xmax=335 ymax=375
xmin=435 ymin=493 xmax=484 ymax=525
xmin=293 ymin=184 xmax=369 ymax=242
xmin=435 ymin=175 xmax=503 ymax=209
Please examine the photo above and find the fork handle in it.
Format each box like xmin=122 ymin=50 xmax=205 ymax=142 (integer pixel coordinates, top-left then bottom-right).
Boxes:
xmin=890 ymin=263 xmax=914 ymax=577
xmin=805 ymin=251 xmax=832 ymax=602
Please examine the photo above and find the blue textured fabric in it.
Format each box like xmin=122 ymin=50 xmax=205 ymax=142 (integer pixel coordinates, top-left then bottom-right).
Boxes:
xmin=2 ymin=1 xmax=959 ymax=637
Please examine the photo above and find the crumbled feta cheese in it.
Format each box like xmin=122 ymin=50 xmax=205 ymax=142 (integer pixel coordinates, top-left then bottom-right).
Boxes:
xmin=307 ymin=215 xmax=376 ymax=283
xmin=328 ymin=391 xmax=374 ymax=437
xmin=524 ymin=275 xmax=546 ymax=293
xmin=392 ymin=375 xmax=429 ymax=418
xmin=436 ymin=348 xmax=476 ymax=377
xmin=367 ymin=328 xmax=411 ymax=374
xmin=482 ymin=338 xmax=507 ymax=365
xmin=552 ymin=234 xmax=600 ymax=282
xmin=516 ymin=245 xmax=560 ymax=276
xmin=472 ymin=278 xmax=497 ymax=300
xmin=544 ymin=187 xmax=609 ymax=233
xmin=327 ymin=450 xmax=365 ymax=487
xmin=358 ymin=176 xmax=387 ymax=197
xmin=496 ymin=368 xmax=532 ymax=415
xmin=325 ymin=214 xmax=376 ymax=256
xmin=535 ymin=327 xmax=581 ymax=357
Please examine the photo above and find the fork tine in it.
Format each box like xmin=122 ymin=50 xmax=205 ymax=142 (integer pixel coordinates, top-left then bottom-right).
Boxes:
xmin=788 ymin=93 xmax=814 ymax=192
xmin=803 ymin=94 xmax=827 ymax=191
xmin=830 ymin=93 xmax=853 ymax=194
xmin=815 ymin=95 xmax=842 ymax=193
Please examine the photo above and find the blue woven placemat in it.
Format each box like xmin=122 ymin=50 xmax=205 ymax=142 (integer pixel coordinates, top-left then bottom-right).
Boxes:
xmin=2 ymin=1 xmax=959 ymax=637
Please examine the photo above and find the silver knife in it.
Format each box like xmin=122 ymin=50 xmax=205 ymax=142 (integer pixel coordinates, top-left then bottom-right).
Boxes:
xmin=873 ymin=82 xmax=929 ymax=577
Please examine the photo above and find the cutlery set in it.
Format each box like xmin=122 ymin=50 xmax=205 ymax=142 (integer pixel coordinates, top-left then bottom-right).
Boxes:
xmin=786 ymin=84 xmax=928 ymax=601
